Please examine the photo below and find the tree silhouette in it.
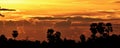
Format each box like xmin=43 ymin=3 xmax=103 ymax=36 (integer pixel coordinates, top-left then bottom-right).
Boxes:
xmin=0 ymin=35 xmax=7 ymax=48
xmin=47 ymin=29 xmax=54 ymax=35
xmin=12 ymin=30 xmax=18 ymax=40
xmin=80 ymin=34 xmax=86 ymax=43
xmin=47 ymin=29 xmax=55 ymax=43
xmin=105 ymin=23 xmax=113 ymax=35
xmin=0 ymin=34 xmax=7 ymax=41
xmin=54 ymin=31 xmax=62 ymax=42
xmin=90 ymin=23 xmax=97 ymax=36
xmin=97 ymin=22 xmax=105 ymax=36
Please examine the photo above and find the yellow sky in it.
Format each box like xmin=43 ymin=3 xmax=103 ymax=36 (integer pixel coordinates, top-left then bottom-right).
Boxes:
xmin=0 ymin=0 xmax=120 ymax=21
xmin=0 ymin=0 xmax=119 ymax=10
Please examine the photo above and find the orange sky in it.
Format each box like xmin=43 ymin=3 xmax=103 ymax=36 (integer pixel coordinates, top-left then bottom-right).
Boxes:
xmin=0 ymin=0 xmax=120 ymax=21
xmin=0 ymin=0 xmax=120 ymax=41
xmin=0 ymin=0 xmax=120 ymax=13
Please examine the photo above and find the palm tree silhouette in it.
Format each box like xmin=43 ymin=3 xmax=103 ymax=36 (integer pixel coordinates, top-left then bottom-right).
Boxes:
xmin=12 ymin=30 xmax=18 ymax=40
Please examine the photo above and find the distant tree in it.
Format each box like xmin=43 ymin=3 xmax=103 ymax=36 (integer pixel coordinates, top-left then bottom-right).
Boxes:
xmin=80 ymin=34 xmax=86 ymax=43
xmin=97 ymin=22 xmax=105 ymax=36
xmin=0 ymin=34 xmax=7 ymax=47
xmin=47 ymin=29 xmax=54 ymax=35
xmin=47 ymin=29 xmax=55 ymax=43
xmin=12 ymin=30 xmax=18 ymax=40
xmin=90 ymin=23 xmax=97 ymax=36
xmin=55 ymin=31 xmax=61 ymax=38
xmin=54 ymin=31 xmax=62 ymax=42
xmin=105 ymin=23 xmax=113 ymax=35
xmin=0 ymin=34 xmax=7 ymax=41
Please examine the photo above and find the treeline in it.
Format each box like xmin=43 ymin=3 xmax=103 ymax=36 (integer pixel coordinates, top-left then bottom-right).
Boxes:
xmin=0 ymin=22 xmax=120 ymax=48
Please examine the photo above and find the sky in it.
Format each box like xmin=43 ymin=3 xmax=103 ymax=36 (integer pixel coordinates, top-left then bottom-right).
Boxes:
xmin=0 ymin=0 xmax=120 ymax=41
xmin=0 ymin=0 xmax=120 ymax=20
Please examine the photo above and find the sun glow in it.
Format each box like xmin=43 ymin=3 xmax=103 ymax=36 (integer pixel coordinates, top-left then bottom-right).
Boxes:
xmin=0 ymin=0 xmax=25 ymax=4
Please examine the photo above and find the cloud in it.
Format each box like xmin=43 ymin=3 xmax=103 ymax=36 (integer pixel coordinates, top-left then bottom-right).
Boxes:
xmin=1 ymin=9 xmax=120 ymax=26
xmin=54 ymin=10 xmax=120 ymax=19
xmin=54 ymin=19 xmax=71 ymax=28
xmin=30 ymin=15 xmax=120 ymax=22
xmin=65 ymin=11 xmax=115 ymax=16
xmin=114 ymin=1 xmax=120 ymax=3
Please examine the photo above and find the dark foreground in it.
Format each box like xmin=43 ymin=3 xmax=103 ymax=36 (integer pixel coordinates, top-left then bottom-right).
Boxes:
xmin=0 ymin=22 xmax=119 ymax=48
xmin=0 ymin=34 xmax=120 ymax=48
